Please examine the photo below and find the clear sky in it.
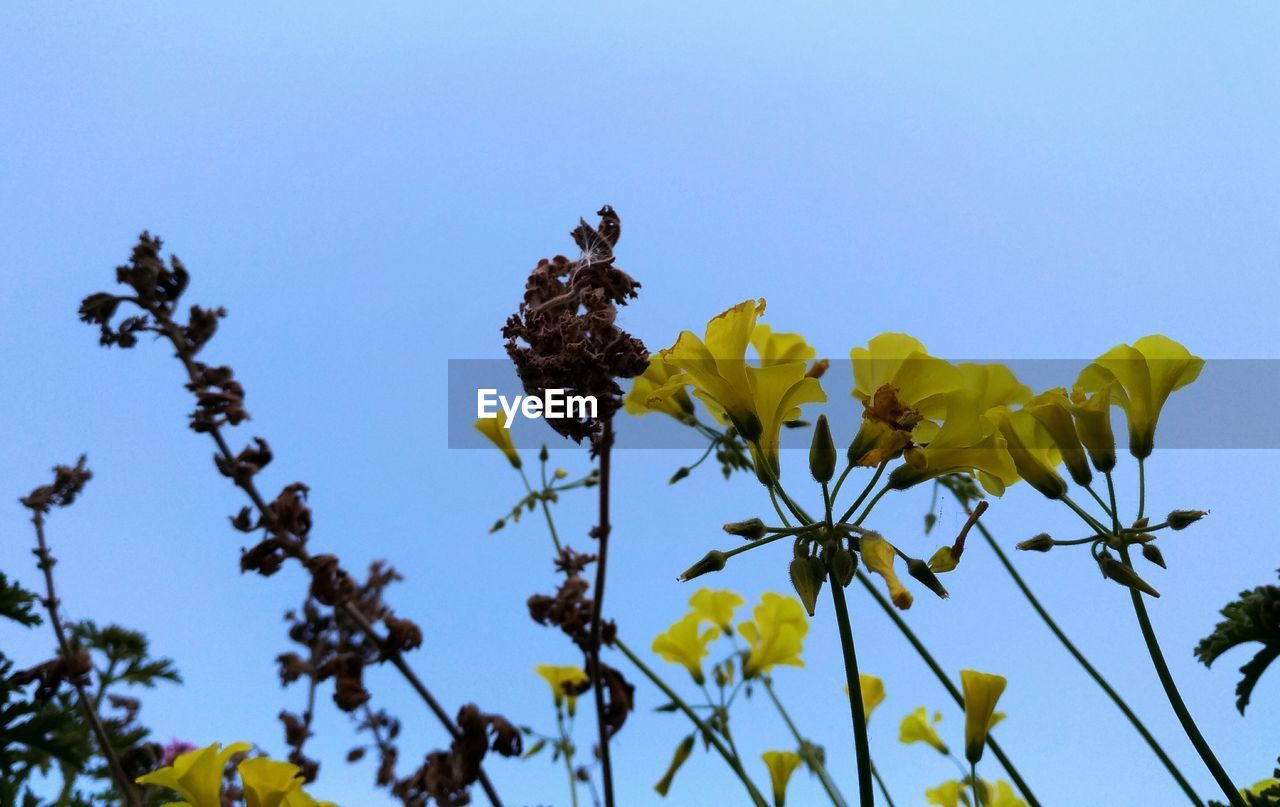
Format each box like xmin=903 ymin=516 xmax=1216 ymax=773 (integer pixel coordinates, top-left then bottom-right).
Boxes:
xmin=2 ymin=3 xmax=1278 ymax=805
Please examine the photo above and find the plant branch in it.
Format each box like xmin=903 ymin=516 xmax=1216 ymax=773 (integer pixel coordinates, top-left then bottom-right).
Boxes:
xmin=1119 ymin=545 xmax=1242 ymax=807
xmin=31 ymin=512 xmax=141 ymax=807
xmin=589 ymin=417 xmax=616 ymax=807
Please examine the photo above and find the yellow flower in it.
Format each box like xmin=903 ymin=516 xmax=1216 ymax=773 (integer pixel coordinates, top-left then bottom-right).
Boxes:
xmin=659 ymin=300 xmax=825 ymax=481
xmin=984 ymin=780 xmax=1029 ymax=807
xmin=751 ymin=324 xmax=817 ymax=366
xmin=624 ymin=356 xmax=696 ymax=423
xmin=651 ymin=614 xmax=720 ymax=684
xmin=238 ymin=757 xmax=334 ymax=807
xmin=689 ymin=588 xmax=745 ymax=632
xmin=888 ymin=391 xmax=1017 ymax=496
xmin=859 ymin=532 xmax=913 ymax=610
xmin=899 ymin=707 xmax=948 ymax=754
xmin=1023 ymin=389 xmax=1092 ymax=486
xmin=761 ymin=750 xmax=803 ymax=807
xmin=1076 ymin=335 xmax=1204 ymax=459
xmin=474 ymin=416 xmax=521 ymax=469
xmin=1068 ymin=385 xmax=1117 ymax=472
xmin=958 ymin=362 xmax=1031 ymax=413
xmin=925 ymin=780 xmax=964 ymax=807
xmin=136 ymin=742 xmax=251 ymax=807
xmin=848 ymin=334 xmax=963 ymax=466
xmin=961 ymin=669 xmax=1008 ymax=764
xmin=859 ymin=674 xmax=885 ymax=723
xmin=535 ymin=664 xmax=589 ymax=716
xmin=995 ymin=407 xmax=1067 ymax=500
xmin=739 ymin=593 xmax=808 ymax=678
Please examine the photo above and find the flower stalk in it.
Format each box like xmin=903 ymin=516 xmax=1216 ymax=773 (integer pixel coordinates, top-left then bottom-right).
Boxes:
xmin=614 ymin=639 xmax=769 ymax=807
xmin=1118 ymin=545 xmax=1243 ymax=807
xmin=956 ymin=496 xmax=1202 ymax=805
xmin=590 ymin=417 xmax=616 ymax=807
xmin=829 ymin=567 xmax=876 ymax=806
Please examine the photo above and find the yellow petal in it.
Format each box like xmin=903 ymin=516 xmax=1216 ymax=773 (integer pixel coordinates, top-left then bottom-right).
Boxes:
xmin=688 ymin=589 xmax=745 ymax=632
xmin=739 ymin=593 xmax=808 ymax=677
xmin=239 ymin=757 xmax=304 ymax=807
xmin=474 ymin=416 xmax=521 ymax=469
xmin=860 ymin=534 xmax=913 ymax=610
xmin=898 ymin=707 xmax=948 ymax=754
xmin=961 ymin=669 xmax=1008 ymax=764
xmin=652 ymin=614 xmax=720 ymax=684
xmin=751 ymin=323 xmax=817 ymax=366
xmin=761 ymin=750 xmax=803 ymax=807
xmin=859 ymin=674 xmax=885 ymax=723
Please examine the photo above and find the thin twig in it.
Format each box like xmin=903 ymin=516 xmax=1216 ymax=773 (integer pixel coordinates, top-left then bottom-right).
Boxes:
xmin=588 ymin=417 xmax=615 ymax=807
xmin=155 ymin=320 xmax=504 ymax=807
xmin=31 ymin=511 xmax=141 ymax=807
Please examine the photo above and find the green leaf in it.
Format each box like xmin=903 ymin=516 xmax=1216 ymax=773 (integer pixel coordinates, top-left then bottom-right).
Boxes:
xmin=0 ymin=574 xmax=42 ymax=628
xmin=1195 ymin=570 xmax=1280 ymax=714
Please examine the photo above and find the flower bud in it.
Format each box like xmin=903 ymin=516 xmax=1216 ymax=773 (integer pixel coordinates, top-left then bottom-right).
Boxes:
xmin=554 ymin=468 xmax=568 ymax=479
xmin=723 ymin=518 xmax=767 ymax=541
xmin=490 ymin=519 xmax=505 ymax=533
xmin=668 ymin=466 xmax=690 ymax=485
xmin=1097 ymin=553 xmax=1161 ymax=598
xmin=907 ymin=558 xmax=949 ymax=599
xmin=923 ymin=512 xmax=937 ymax=535
xmin=789 ymin=555 xmax=826 ymax=616
xmin=539 ymin=445 xmax=549 ymax=463
xmin=806 ymin=358 xmax=830 ymax=379
xmin=1141 ymin=543 xmax=1167 ymax=569
xmin=654 ymin=734 xmax=696 ymax=797
xmin=1168 ymin=509 xmax=1207 ymax=530
xmin=809 ymin=415 xmax=837 ymax=484
xmin=679 ymin=550 xmax=726 ymax=582
xmin=826 ymin=545 xmax=857 ymax=587
xmin=1015 ymin=533 xmax=1054 ymax=552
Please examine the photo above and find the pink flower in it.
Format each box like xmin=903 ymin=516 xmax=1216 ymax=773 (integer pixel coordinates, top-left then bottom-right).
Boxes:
xmin=161 ymin=739 xmax=198 ymax=766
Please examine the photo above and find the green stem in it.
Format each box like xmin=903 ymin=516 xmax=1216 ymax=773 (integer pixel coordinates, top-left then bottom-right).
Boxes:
xmin=828 ymin=577 xmax=875 ymax=806
xmin=871 ymin=763 xmax=897 ymax=807
xmin=971 ymin=762 xmax=982 ymax=807
xmin=519 ymin=467 xmax=564 ymax=555
xmin=836 ymin=462 xmax=888 ymax=524
xmin=1118 ymin=546 xmax=1243 ymax=807
xmin=556 ymin=711 xmax=579 ymax=807
xmin=850 ymin=486 xmax=890 ymax=527
xmin=1085 ymin=484 xmax=1114 ymax=520
xmin=762 ymin=678 xmax=848 ymax=807
xmin=830 ymin=460 xmax=856 ymax=503
xmin=1105 ymin=472 xmax=1121 ymax=533
xmin=1061 ymin=494 xmax=1111 ymax=537
xmin=959 ymin=502 xmax=1203 ymax=806
xmin=1137 ymin=458 xmax=1146 ymax=521
xmin=613 ymin=639 xmax=769 ymax=807
xmin=855 ymin=572 xmax=1042 ymax=807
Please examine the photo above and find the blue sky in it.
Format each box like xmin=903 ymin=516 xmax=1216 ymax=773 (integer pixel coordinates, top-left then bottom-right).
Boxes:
xmin=2 ymin=3 xmax=1278 ymax=805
